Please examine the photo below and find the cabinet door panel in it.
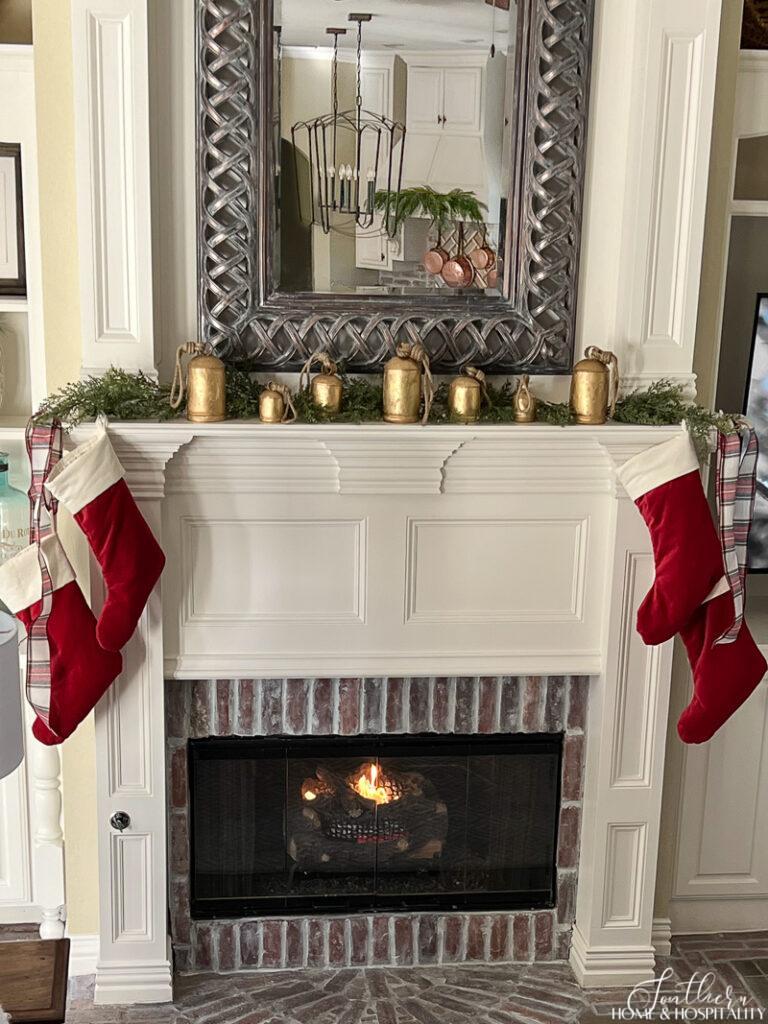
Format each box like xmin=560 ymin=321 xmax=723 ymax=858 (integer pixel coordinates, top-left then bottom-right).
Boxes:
xmin=406 ymin=67 xmax=443 ymax=132
xmin=443 ymin=67 xmax=483 ymax=133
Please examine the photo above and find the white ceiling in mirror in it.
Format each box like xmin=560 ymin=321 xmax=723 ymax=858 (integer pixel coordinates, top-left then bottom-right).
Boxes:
xmin=277 ymin=0 xmax=515 ymax=52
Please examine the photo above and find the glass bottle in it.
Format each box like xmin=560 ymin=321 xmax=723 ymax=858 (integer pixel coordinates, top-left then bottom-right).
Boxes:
xmin=0 ymin=451 xmax=29 ymax=565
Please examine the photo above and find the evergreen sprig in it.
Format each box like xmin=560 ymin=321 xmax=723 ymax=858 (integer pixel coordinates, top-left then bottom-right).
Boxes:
xmin=33 ymin=368 xmax=175 ymax=428
xmin=374 ymin=186 xmax=487 ymax=234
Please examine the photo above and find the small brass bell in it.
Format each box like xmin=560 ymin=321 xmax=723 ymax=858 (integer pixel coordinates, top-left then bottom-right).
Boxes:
xmin=513 ymin=375 xmax=537 ymax=423
xmin=569 ymin=347 xmax=619 ymax=425
xmin=259 ymin=381 xmax=297 ymax=424
xmin=448 ymin=366 xmax=485 ymax=424
xmin=300 ymin=351 xmax=343 ymax=415
xmin=170 ymin=342 xmax=226 ymax=423
xmin=383 ymin=342 xmax=433 ymax=424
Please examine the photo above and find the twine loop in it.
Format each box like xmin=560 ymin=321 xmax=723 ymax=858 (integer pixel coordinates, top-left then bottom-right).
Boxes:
xmin=463 ymin=365 xmax=489 ymax=403
xmin=584 ymin=346 xmax=619 ymax=417
xmin=170 ymin=342 xmax=207 ymax=410
xmin=299 ymin=351 xmax=338 ymax=394
xmin=264 ymin=381 xmax=297 ymax=423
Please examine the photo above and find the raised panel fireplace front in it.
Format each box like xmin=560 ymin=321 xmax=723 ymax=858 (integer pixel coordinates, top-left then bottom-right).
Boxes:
xmin=189 ymin=734 xmax=562 ymax=919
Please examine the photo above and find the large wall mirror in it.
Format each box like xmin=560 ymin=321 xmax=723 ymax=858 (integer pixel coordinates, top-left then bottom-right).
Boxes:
xmin=197 ymin=0 xmax=594 ymax=372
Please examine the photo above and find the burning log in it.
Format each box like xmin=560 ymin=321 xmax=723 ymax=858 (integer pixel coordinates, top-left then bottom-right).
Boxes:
xmin=288 ymin=761 xmax=448 ymax=873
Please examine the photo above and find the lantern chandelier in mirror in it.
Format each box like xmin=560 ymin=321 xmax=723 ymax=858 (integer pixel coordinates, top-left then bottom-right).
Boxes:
xmin=197 ymin=0 xmax=594 ymax=372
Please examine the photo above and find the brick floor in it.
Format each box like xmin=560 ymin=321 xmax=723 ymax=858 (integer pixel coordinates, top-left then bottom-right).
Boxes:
xmin=53 ymin=932 xmax=768 ymax=1023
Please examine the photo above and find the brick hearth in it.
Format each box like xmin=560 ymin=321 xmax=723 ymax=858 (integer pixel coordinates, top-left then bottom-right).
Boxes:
xmin=166 ymin=676 xmax=588 ymax=974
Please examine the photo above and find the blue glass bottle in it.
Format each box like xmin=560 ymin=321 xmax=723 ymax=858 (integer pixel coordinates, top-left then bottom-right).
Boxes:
xmin=0 ymin=451 xmax=29 ymax=567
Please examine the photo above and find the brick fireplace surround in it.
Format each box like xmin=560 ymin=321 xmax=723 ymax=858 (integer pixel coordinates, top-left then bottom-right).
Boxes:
xmin=167 ymin=675 xmax=588 ymax=974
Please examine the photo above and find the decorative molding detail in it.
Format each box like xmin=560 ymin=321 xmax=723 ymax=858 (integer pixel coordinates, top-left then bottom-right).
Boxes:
xmin=601 ymin=823 xmax=648 ymax=928
xmin=570 ymin=925 xmax=656 ymax=989
xmin=71 ymin=0 xmax=156 ymax=376
xmin=94 ymin=959 xmax=173 ymax=1005
xmin=107 ymin=624 xmax=153 ymax=797
xmin=68 ymin=934 xmax=100 ymax=977
xmin=195 ymin=0 xmax=595 ymax=371
xmin=111 ymin=833 xmax=151 ymax=942
xmin=651 ymin=916 xmax=672 ymax=957
xmin=29 ymin=738 xmax=66 ymax=940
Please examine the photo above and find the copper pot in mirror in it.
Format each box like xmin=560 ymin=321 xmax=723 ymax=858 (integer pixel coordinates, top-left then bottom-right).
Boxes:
xmin=441 ymin=224 xmax=474 ymax=288
xmin=423 ymin=230 xmax=450 ymax=275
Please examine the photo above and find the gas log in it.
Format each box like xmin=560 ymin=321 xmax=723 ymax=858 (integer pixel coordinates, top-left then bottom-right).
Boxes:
xmin=288 ymin=762 xmax=448 ymax=873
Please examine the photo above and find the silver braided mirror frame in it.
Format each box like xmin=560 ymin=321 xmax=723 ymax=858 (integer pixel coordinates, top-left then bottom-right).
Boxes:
xmin=197 ymin=0 xmax=594 ymax=373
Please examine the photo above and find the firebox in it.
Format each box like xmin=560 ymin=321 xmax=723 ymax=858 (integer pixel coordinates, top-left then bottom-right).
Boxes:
xmin=188 ymin=734 xmax=562 ymax=918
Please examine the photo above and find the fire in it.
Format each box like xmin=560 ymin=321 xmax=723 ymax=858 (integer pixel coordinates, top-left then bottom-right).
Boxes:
xmin=354 ymin=762 xmax=397 ymax=805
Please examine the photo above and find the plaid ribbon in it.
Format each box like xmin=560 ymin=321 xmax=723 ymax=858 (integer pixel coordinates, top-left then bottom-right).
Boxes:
xmin=714 ymin=423 xmax=758 ymax=645
xmin=24 ymin=420 xmax=63 ymax=734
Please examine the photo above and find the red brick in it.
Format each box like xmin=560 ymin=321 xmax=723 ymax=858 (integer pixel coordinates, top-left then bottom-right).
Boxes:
xmin=218 ymin=923 xmax=236 ymax=971
xmin=489 ymin=915 xmax=509 ymax=961
xmin=522 ymin=676 xmax=543 ymax=731
xmin=534 ymin=912 xmax=554 ymax=960
xmin=431 ymin=678 xmax=451 ymax=732
xmin=443 ymin=916 xmax=464 ymax=962
xmin=373 ymin=915 xmax=391 ymax=964
xmin=385 ymin=678 xmax=406 ymax=732
xmin=170 ymin=879 xmax=190 ymax=944
xmin=557 ymin=805 xmax=580 ymax=869
xmin=544 ymin=677 xmax=566 ymax=731
xmin=194 ymin=923 xmax=213 ymax=970
xmin=393 ymin=917 xmax=414 ymax=966
xmin=418 ymin=916 xmax=438 ymax=963
xmin=557 ymin=870 xmax=577 ymax=924
xmin=499 ymin=678 xmax=521 ymax=731
xmin=190 ymin=680 xmax=212 ymax=737
xmin=455 ymin=677 xmax=476 ymax=733
xmin=261 ymin=919 xmax=283 ymax=968
xmin=467 ymin=916 xmax=486 ymax=960
xmin=312 ymin=678 xmax=333 ymax=733
xmin=170 ymin=745 xmax=187 ymax=810
xmin=307 ymin=919 xmax=325 ymax=967
xmin=363 ymin=678 xmax=383 ymax=733
xmin=409 ymin=678 xmax=430 ymax=732
xmin=562 ymin=734 xmax=584 ymax=801
xmin=478 ymin=677 xmax=498 ymax=733
xmin=350 ymin=917 xmax=369 ymax=965
xmin=339 ymin=678 xmax=361 ymax=734
xmin=285 ymin=678 xmax=309 ymax=734
xmin=556 ymin=928 xmax=572 ymax=960
xmin=173 ymin=945 xmax=191 ymax=973
xmin=166 ymin=679 xmax=188 ymax=738
xmin=240 ymin=922 xmax=260 ymax=967
xmin=285 ymin=919 xmax=303 ymax=967
xmin=513 ymin=914 xmax=531 ymax=961
xmin=237 ymin=679 xmax=254 ymax=734
xmin=260 ymin=680 xmax=284 ymax=734
xmin=216 ymin=679 xmax=231 ymax=734
xmin=328 ymin=918 xmax=346 ymax=966
xmin=567 ymin=676 xmax=589 ymax=732
xmin=169 ymin=812 xmax=189 ymax=876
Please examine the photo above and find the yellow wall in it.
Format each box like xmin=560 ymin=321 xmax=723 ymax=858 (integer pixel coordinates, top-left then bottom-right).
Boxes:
xmin=31 ymin=0 xmax=99 ymax=937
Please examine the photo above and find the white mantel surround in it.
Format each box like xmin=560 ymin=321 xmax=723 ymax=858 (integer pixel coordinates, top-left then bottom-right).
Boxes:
xmin=80 ymin=420 xmax=680 ymax=1004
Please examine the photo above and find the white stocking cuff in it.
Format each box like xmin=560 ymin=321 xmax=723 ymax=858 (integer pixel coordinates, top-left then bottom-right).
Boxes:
xmin=45 ymin=425 xmax=124 ymax=514
xmin=617 ymin=432 xmax=699 ymax=501
xmin=0 ymin=535 xmax=76 ymax=613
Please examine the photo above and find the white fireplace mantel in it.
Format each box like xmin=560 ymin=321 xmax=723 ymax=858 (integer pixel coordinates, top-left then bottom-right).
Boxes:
xmin=71 ymin=421 xmax=682 ymax=1002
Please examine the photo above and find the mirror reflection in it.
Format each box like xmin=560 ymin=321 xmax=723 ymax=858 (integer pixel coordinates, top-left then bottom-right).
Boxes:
xmin=274 ymin=0 xmax=518 ymax=297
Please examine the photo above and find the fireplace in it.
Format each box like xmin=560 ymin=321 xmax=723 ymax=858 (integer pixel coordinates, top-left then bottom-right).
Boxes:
xmin=188 ymin=734 xmax=562 ymax=919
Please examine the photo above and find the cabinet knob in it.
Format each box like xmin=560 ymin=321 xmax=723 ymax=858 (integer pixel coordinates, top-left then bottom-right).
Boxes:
xmin=110 ymin=811 xmax=131 ymax=832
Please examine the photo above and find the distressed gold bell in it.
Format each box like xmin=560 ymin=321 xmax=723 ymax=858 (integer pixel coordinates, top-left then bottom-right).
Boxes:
xmin=448 ymin=367 xmax=484 ymax=424
xmin=513 ymin=374 xmax=536 ymax=423
xmin=170 ymin=342 xmax=226 ymax=423
xmin=383 ymin=347 xmax=422 ymax=424
xmin=300 ymin=352 xmax=343 ymax=415
xmin=569 ymin=347 xmax=619 ymax=425
xmin=259 ymin=386 xmax=285 ymax=423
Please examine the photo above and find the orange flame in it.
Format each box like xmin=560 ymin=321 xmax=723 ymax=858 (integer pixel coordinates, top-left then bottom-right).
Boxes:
xmin=354 ymin=762 xmax=397 ymax=805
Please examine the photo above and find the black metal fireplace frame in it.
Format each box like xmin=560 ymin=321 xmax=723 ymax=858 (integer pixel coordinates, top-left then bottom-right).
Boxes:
xmin=188 ymin=733 xmax=563 ymax=919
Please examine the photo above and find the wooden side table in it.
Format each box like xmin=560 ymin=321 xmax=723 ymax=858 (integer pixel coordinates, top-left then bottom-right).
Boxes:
xmin=0 ymin=939 xmax=69 ymax=1023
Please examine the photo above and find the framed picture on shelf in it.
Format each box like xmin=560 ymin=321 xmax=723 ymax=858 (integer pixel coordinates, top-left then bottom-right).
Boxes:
xmin=743 ymin=292 xmax=768 ymax=571
xmin=0 ymin=142 xmax=26 ymax=297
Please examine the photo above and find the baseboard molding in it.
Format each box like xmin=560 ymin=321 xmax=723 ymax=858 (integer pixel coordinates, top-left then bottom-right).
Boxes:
xmin=651 ymin=917 xmax=672 ymax=957
xmin=94 ymin=959 xmax=173 ymax=1005
xmin=67 ymin=934 xmax=99 ymax=977
xmin=670 ymin=896 xmax=768 ymax=935
xmin=569 ymin=925 xmax=657 ymax=989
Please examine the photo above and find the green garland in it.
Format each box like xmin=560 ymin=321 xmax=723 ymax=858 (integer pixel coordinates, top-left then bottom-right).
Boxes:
xmin=32 ymin=369 xmax=741 ymax=458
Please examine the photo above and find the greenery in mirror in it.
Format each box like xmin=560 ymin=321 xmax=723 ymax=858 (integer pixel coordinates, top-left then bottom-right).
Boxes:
xmin=32 ymin=371 xmax=742 ymax=458
xmin=374 ymin=186 xmax=487 ymax=234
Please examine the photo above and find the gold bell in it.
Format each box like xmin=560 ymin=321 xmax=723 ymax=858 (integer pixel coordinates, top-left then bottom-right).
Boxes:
xmin=569 ymin=347 xmax=619 ymax=425
xmin=512 ymin=375 xmax=537 ymax=423
xmin=170 ymin=342 xmax=226 ymax=423
xmin=300 ymin=351 xmax=343 ymax=415
xmin=259 ymin=381 xmax=297 ymax=424
xmin=448 ymin=367 xmax=485 ymax=424
xmin=383 ymin=342 xmax=433 ymax=424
